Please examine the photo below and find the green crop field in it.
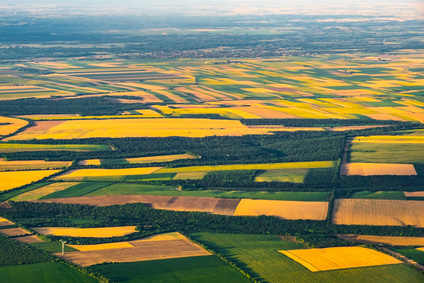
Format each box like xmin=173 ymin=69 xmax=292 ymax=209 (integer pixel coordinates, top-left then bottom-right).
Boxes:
xmin=0 ymin=182 xmax=50 ymax=202
xmin=254 ymin=169 xmax=308 ymax=183
xmin=91 ymin=255 xmax=250 ymax=283
xmin=190 ymin=232 xmax=424 ymax=283
xmin=350 ymin=191 xmax=406 ymax=200
xmin=0 ymin=262 xmax=96 ymax=283
xmin=41 ymin=182 xmax=113 ymax=199
xmin=30 ymin=242 xmax=78 ymax=253
xmin=349 ymin=143 xmax=424 ymax=164
xmin=85 ymin=183 xmax=330 ymax=201
xmin=392 ymin=248 xmax=424 ymax=265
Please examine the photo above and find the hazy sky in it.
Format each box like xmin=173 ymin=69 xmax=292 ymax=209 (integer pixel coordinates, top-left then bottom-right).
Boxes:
xmin=1 ymin=0 xmax=422 ymax=18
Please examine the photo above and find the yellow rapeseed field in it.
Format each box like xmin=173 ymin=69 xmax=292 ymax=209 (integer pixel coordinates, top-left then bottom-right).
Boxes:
xmin=0 ymin=116 xmax=29 ymax=136
xmin=158 ymin=161 xmax=334 ymax=174
xmin=68 ymin=242 xmax=135 ymax=251
xmin=55 ymin=167 xmax=161 ymax=180
xmin=234 ymin=199 xmax=328 ymax=220
xmin=353 ymin=135 xmax=424 ymax=144
xmin=280 ymin=247 xmax=401 ymax=272
xmin=0 ymin=170 xmax=61 ymax=192
xmin=6 ymin=118 xmax=284 ymax=140
xmin=125 ymin=154 xmax=196 ymax=164
xmin=34 ymin=226 xmax=138 ymax=238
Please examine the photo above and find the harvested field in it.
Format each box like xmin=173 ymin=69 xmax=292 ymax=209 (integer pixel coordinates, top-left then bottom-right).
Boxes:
xmin=37 ymin=195 xmax=241 ymax=216
xmin=333 ymin=199 xmax=424 ymax=227
xmin=54 ymin=167 xmax=161 ymax=181
xmin=33 ymin=226 xmax=137 ymax=238
xmin=14 ymin=235 xmax=43 ymax=244
xmin=0 ymin=227 xmax=31 ymax=237
xmin=234 ymin=199 xmax=328 ymax=220
xmin=280 ymin=246 xmax=401 ymax=272
xmin=57 ymin=232 xmax=211 ymax=266
xmin=0 ymin=217 xmax=15 ymax=226
xmin=340 ymin=163 xmax=417 ymax=176
xmin=404 ymin=192 xmax=424 ymax=197
xmin=0 ymin=160 xmax=72 ymax=171
xmin=11 ymin=182 xmax=79 ymax=201
xmin=337 ymin=235 xmax=424 ymax=246
xmin=0 ymin=170 xmax=61 ymax=192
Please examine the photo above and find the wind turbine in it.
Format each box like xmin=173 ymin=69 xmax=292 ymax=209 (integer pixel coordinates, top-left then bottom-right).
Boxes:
xmin=59 ymin=240 xmax=67 ymax=254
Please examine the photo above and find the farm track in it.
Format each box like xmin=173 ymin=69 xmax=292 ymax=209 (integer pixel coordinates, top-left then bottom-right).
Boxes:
xmin=383 ymin=248 xmax=424 ymax=272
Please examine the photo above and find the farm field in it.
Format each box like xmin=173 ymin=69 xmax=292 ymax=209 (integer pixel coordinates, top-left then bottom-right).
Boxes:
xmin=0 ymin=170 xmax=61 ymax=192
xmin=332 ymin=199 xmax=424 ymax=227
xmin=190 ymin=232 xmax=424 ymax=283
xmin=10 ymin=182 xmax=80 ymax=201
xmin=54 ymin=167 xmax=162 ymax=181
xmin=0 ymin=143 xmax=110 ymax=152
xmin=280 ymin=246 xmax=401 ymax=272
xmin=37 ymin=194 xmax=328 ymax=219
xmin=340 ymin=163 xmax=417 ymax=176
xmin=33 ymin=226 xmax=138 ymax=238
xmin=79 ymin=153 xmax=196 ymax=166
xmin=51 ymin=161 xmax=334 ymax=184
xmin=5 ymin=118 xmax=289 ymax=140
xmin=157 ymin=161 xmax=334 ymax=174
xmin=91 ymin=255 xmax=250 ymax=283
xmin=57 ymin=232 xmax=211 ymax=266
xmin=83 ymin=183 xmax=330 ymax=201
xmin=337 ymin=235 xmax=424 ymax=246
xmin=234 ymin=199 xmax=328 ymax=220
xmin=393 ymin=248 xmax=424 ymax=265
xmin=349 ymin=191 xmax=406 ymax=200
xmin=349 ymin=142 xmax=424 ymax=164
xmin=0 ymin=116 xmax=28 ymax=136
xmin=0 ymin=262 xmax=97 ymax=283
xmin=0 ymin=160 xmax=72 ymax=171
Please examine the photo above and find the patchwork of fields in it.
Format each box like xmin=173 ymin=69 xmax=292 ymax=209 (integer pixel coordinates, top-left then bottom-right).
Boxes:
xmin=1 ymin=54 xmax=424 ymax=282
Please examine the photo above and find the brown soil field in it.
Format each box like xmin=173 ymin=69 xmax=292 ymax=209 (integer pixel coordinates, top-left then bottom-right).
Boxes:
xmin=0 ymin=217 xmax=15 ymax=226
xmin=0 ymin=227 xmax=31 ymax=237
xmin=404 ymin=191 xmax=424 ymax=197
xmin=36 ymin=195 xmax=241 ymax=216
xmin=14 ymin=235 xmax=44 ymax=244
xmin=340 ymin=163 xmax=417 ymax=176
xmin=57 ymin=236 xmax=210 ymax=266
xmin=337 ymin=234 xmax=424 ymax=246
xmin=333 ymin=199 xmax=424 ymax=227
